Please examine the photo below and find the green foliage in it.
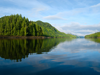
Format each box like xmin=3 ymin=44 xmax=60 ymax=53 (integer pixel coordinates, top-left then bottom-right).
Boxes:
xmin=0 ymin=14 xmax=76 ymax=37
xmin=85 ymin=32 xmax=100 ymax=38
xmin=0 ymin=38 xmax=74 ymax=62
xmin=36 ymin=20 xmax=76 ymax=38
xmin=0 ymin=14 xmax=43 ymax=36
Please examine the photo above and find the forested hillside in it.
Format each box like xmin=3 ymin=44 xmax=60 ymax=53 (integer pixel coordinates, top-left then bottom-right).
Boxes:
xmin=85 ymin=32 xmax=100 ymax=38
xmin=0 ymin=14 xmax=43 ymax=36
xmin=0 ymin=14 xmax=76 ymax=38
xmin=36 ymin=20 xmax=76 ymax=37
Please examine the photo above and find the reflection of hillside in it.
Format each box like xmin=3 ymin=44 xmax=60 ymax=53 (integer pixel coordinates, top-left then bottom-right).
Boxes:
xmin=85 ymin=38 xmax=100 ymax=43
xmin=0 ymin=38 xmax=74 ymax=62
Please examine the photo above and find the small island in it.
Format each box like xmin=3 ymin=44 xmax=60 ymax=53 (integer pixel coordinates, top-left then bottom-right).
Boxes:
xmin=0 ymin=14 xmax=76 ymax=38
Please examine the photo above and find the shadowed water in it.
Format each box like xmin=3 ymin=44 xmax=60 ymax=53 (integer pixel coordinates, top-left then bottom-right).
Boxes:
xmin=0 ymin=38 xmax=100 ymax=75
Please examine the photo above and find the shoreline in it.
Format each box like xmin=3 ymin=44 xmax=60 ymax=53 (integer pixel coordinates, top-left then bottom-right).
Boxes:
xmin=0 ymin=36 xmax=52 ymax=39
xmin=85 ymin=37 xmax=100 ymax=39
xmin=0 ymin=36 xmax=76 ymax=39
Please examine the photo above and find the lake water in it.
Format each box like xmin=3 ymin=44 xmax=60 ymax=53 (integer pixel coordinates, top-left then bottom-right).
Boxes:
xmin=0 ymin=38 xmax=100 ymax=75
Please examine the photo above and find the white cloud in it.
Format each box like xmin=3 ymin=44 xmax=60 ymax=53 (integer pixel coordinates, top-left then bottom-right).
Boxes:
xmin=44 ymin=2 xmax=100 ymax=21
xmin=43 ymin=15 xmax=67 ymax=20
xmin=0 ymin=7 xmax=25 ymax=15
xmin=0 ymin=0 xmax=50 ymax=18
xmin=55 ymin=22 xmax=100 ymax=36
xmin=91 ymin=3 xmax=100 ymax=8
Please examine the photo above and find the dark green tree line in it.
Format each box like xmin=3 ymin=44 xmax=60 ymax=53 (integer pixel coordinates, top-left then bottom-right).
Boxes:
xmin=85 ymin=32 xmax=100 ymax=38
xmin=0 ymin=14 xmax=43 ymax=36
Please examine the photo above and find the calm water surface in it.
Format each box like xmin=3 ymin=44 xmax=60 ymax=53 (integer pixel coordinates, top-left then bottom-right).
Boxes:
xmin=0 ymin=38 xmax=100 ymax=75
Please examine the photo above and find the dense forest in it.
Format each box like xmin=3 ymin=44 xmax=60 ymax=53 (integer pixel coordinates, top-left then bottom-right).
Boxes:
xmin=85 ymin=32 xmax=100 ymax=38
xmin=0 ymin=14 xmax=42 ymax=36
xmin=0 ymin=14 xmax=76 ymax=38
xmin=0 ymin=38 xmax=74 ymax=62
xmin=36 ymin=20 xmax=76 ymax=37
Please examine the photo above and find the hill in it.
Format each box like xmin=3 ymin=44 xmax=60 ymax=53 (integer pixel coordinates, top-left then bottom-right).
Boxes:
xmin=85 ymin=32 xmax=100 ymax=38
xmin=0 ymin=14 xmax=76 ymax=38
xmin=36 ymin=20 xmax=76 ymax=38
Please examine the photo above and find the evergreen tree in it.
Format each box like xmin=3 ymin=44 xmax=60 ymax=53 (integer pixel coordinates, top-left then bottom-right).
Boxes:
xmin=0 ymin=14 xmax=43 ymax=36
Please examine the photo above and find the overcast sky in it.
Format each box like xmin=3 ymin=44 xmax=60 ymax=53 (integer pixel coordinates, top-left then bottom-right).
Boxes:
xmin=0 ymin=0 xmax=100 ymax=36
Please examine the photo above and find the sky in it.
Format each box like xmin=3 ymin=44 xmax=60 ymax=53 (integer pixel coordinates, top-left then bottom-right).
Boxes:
xmin=0 ymin=0 xmax=100 ymax=36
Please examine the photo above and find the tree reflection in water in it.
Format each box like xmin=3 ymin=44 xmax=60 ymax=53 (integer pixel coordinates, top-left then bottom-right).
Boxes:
xmin=0 ymin=38 xmax=74 ymax=62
